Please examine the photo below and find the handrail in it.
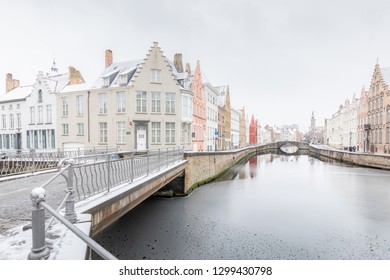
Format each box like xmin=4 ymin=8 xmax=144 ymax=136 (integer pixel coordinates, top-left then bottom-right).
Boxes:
xmin=28 ymin=146 xmax=185 ymax=260
xmin=40 ymin=201 xmax=117 ymax=260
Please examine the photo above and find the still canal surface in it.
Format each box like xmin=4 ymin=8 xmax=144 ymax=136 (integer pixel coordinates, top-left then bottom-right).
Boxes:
xmin=93 ymin=152 xmax=390 ymax=259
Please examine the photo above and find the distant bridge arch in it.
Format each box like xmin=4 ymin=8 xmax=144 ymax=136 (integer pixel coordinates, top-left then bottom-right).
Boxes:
xmin=260 ymin=141 xmax=310 ymax=155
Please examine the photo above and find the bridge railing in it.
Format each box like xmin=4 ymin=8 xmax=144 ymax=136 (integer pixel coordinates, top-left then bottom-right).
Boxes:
xmin=27 ymin=147 xmax=184 ymax=260
xmin=0 ymin=147 xmax=119 ymax=178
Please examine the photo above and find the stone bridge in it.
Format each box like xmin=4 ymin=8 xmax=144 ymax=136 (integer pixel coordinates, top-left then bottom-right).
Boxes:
xmin=260 ymin=141 xmax=310 ymax=154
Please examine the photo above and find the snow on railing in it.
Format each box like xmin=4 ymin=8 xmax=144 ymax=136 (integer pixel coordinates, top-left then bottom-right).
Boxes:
xmin=27 ymin=147 xmax=184 ymax=260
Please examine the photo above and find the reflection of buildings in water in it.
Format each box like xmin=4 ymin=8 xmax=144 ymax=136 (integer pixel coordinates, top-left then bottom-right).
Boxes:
xmin=249 ymin=156 xmax=257 ymax=178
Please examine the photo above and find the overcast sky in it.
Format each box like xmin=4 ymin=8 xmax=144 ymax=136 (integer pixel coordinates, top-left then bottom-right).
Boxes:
xmin=1 ymin=0 xmax=390 ymax=131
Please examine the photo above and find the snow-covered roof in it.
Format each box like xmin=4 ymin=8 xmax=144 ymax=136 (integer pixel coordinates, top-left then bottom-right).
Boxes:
xmin=0 ymin=85 xmax=33 ymax=103
xmin=92 ymin=60 xmax=142 ymax=89
xmin=46 ymin=73 xmax=72 ymax=93
xmin=61 ymin=82 xmax=91 ymax=93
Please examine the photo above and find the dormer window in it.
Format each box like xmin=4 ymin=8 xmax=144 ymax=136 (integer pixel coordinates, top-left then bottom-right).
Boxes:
xmin=150 ymin=69 xmax=161 ymax=83
xmin=103 ymin=77 xmax=110 ymax=87
xmin=119 ymin=74 xmax=128 ymax=86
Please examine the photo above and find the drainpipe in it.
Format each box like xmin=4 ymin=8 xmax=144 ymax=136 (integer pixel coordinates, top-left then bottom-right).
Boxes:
xmin=87 ymin=91 xmax=90 ymax=143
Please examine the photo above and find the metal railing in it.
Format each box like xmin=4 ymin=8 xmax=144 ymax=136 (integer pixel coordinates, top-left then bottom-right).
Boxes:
xmin=27 ymin=147 xmax=184 ymax=260
xmin=0 ymin=147 xmax=119 ymax=177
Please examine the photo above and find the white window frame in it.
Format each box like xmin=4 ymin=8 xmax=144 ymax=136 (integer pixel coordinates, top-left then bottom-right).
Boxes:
xmin=165 ymin=92 xmax=176 ymax=114
xmin=30 ymin=107 xmax=35 ymax=124
xmin=77 ymin=95 xmax=84 ymax=116
xmin=151 ymin=122 xmax=161 ymax=144
xmin=151 ymin=92 xmax=161 ymax=113
xmin=117 ymin=92 xmax=126 ymax=113
xmin=99 ymin=122 xmax=108 ymax=143
xmin=150 ymin=69 xmax=161 ymax=83
xmin=117 ymin=121 xmax=126 ymax=143
xmin=165 ymin=122 xmax=175 ymax=143
xmin=62 ymin=97 xmax=69 ymax=117
xmin=77 ymin=123 xmax=85 ymax=135
xmin=9 ymin=114 xmax=14 ymax=129
xmin=136 ymin=91 xmax=147 ymax=113
xmin=62 ymin=124 xmax=69 ymax=136
xmin=46 ymin=105 xmax=52 ymax=124
xmin=38 ymin=105 xmax=43 ymax=124
xmin=99 ymin=93 xmax=107 ymax=114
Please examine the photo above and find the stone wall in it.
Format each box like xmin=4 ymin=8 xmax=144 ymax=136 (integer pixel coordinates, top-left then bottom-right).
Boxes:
xmin=183 ymin=147 xmax=257 ymax=193
xmin=309 ymin=145 xmax=390 ymax=170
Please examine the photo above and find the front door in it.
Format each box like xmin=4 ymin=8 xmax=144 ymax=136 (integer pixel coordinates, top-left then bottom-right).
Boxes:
xmin=136 ymin=129 xmax=147 ymax=150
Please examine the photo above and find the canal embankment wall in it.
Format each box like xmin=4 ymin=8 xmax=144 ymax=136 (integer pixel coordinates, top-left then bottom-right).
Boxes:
xmin=183 ymin=147 xmax=258 ymax=193
xmin=309 ymin=144 xmax=390 ymax=170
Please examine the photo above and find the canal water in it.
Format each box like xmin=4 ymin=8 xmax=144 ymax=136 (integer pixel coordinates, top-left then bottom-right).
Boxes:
xmin=92 ymin=151 xmax=390 ymax=260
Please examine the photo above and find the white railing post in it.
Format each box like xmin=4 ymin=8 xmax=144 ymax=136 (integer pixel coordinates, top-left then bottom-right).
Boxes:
xmin=64 ymin=159 xmax=77 ymax=223
xmin=28 ymin=187 xmax=50 ymax=260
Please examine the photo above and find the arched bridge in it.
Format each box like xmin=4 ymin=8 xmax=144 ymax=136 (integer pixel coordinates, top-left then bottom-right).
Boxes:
xmin=259 ymin=141 xmax=310 ymax=154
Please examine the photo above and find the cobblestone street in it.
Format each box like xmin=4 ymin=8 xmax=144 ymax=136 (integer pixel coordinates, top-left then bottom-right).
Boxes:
xmin=0 ymin=172 xmax=67 ymax=233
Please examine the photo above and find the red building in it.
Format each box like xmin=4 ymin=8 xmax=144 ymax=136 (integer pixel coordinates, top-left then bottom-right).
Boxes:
xmin=249 ymin=114 xmax=257 ymax=144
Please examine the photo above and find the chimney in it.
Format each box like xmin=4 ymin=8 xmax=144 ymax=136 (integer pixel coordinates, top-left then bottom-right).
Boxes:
xmin=105 ymin=49 xmax=113 ymax=67
xmin=174 ymin=53 xmax=183 ymax=73
xmin=68 ymin=66 xmax=85 ymax=85
xmin=6 ymin=73 xmax=13 ymax=93
xmin=185 ymin=63 xmax=191 ymax=74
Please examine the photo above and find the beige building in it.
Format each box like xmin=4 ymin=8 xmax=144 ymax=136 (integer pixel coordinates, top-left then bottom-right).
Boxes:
xmin=57 ymin=42 xmax=185 ymax=151
xmin=365 ymin=63 xmax=390 ymax=153
xmin=217 ymin=86 xmax=231 ymax=150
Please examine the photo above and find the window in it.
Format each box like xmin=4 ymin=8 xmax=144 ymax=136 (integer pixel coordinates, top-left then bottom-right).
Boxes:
xmin=119 ymin=74 xmax=128 ymax=85
xmin=165 ymin=122 xmax=175 ymax=143
xmin=17 ymin=113 xmax=21 ymax=128
xmin=380 ymin=128 xmax=383 ymax=144
xmin=77 ymin=95 xmax=84 ymax=116
xmin=38 ymin=106 xmax=43 ymax=124
xmin=99 ymin=122 xmax=108 ymax=143
xmin=387 ymin=109 xmax=390 ymax=123
xmin=77 ymin=123 xmax=84 ymax=135
xmin=150 ymin=69 xmax=161 ymax=83
xmin=99 ymin=93 xmax=107 ymax=114
xmin=151 ymin=122 xmax=161 ymax=143
xmin=117 ymin=121 xmax=126 ymax=143
xmin=9 ymin=114 xmax=14 ymax=129
xmin=136 ymin=91 xmax=147 ymax=113
xmin=117 ymin=92 xmax=126 ymax=113
xmin=151 ymin=92 xmax=161 ymax=113
xmin=165 ymin=92 xmax=175 ymax=114
xmin=387 ymin=127 xmax=390 ymax=144
xmin=46 ymin=105 xmax=52 ymax=123
xmin=30 ymin=107 xmax=35 ymax=124
xmin=2 ymin=115 xmax=6 ymax=129
xmin=38 ymin=89 xmax=43 ymax=103
xmin=62 ymin=124 xmax=69 ymax=135
xmin=62 ymin=97 xmax=68 ymax=117
xmin=103 ymin=77 xmax=110 ymax=87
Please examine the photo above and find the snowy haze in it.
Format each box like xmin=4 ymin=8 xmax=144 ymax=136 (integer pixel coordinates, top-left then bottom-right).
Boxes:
xmin=1 ymin=0 xmax=390 ymax=130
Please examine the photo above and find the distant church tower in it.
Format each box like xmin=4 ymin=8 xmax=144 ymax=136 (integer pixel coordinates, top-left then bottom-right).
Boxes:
xmin=310 ymin=111 xmax=316 ymax=140
xmin=51 ymin=57 xmax=58 ymax=73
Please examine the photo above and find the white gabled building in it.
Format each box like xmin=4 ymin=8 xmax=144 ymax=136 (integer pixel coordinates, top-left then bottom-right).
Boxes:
xmin=203 ymin=81 xmax=219 ymax=151
xmin=0 ymin=67 xmax=84 ymax=152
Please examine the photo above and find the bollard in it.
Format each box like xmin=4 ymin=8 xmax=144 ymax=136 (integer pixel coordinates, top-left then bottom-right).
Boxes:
xmin=64 ymin=159 xmax=77 ymax=223
xmin=28 ymin=187 xmax=50 ymax=260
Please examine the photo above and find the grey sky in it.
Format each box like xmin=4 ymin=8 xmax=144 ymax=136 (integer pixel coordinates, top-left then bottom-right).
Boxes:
xmin=1 ymin=0 xmax=390 ymax=131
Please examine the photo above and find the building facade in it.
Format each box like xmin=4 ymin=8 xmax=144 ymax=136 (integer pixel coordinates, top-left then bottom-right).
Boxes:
xmin=204 ymin=82 xmax=219 ymax=151
xmin=239 ymin=107 xmax=246 ymax=148
xmin=190 ymin=62 xmax=206 ymax=151
xmin=231 ymin=107 xmax=240 ymax=149
xmin=57 ymin=43 xmax=184 ymax=151
xmin=217 ymin=86 xmax=231 ymax=150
